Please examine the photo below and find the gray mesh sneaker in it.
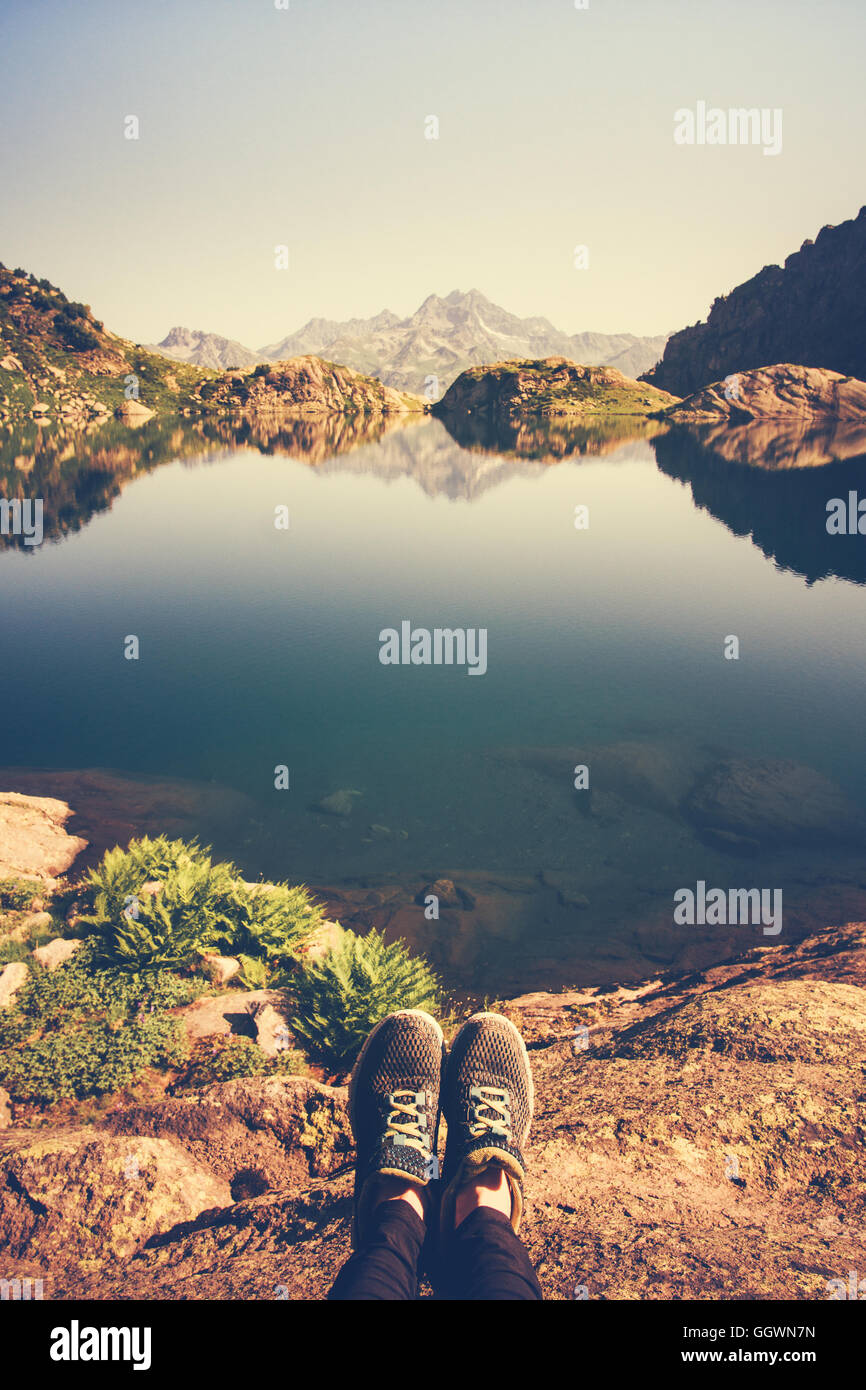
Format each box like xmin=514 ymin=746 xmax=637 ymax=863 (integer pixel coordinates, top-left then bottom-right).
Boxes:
xmin=440 ymin=1012 xmax=534 ymax=1235
xmin=348 ymin=1009 xmax=445 ymax=1247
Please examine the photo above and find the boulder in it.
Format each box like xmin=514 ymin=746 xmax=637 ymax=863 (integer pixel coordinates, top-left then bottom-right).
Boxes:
xmin=0 ymin=791 xmax=87 ymax=883
xmin=296 ymin=919 xmax=344 ymax=963
xmin=312 ymin=789 xmax=362 ymax=817
xmin=250 ymin=1001 xmax=294 ymax=1057
xmin=685 ymin=757 xmax=866 ymax=847
xmin=31 ymin=937 xmax=82 ymax=971
xmin=100 ymin=1074 xmax=352 ymax=1195
xmin=199 ymin=953 xmax=241 ymax=986
xmin=0 ymin=961 xmax=28 ymax=1009
xmin=663 ymin=365 xmax=866 ymax=424
xmin=173 ymin=988 xmax=291 ymax=1045
xmin=0 ymin=1087 xmax=11 ymax=1129
xmin=115 ymin=399 xmax=155 ymax=423
xmin=0 ymin=1130 xmax=231 ymax=1264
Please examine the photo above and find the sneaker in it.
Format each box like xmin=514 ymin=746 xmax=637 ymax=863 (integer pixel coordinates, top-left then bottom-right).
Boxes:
xmin=440 ymin=1011 xmax=534 ymax=1236
xmin=348 ymin=1009 xmax=445 ymax=1247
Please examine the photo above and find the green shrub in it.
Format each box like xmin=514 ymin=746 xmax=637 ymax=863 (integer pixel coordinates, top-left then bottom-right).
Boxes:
xmin=231 ymin=882 xmax=325 ymax=965
xmin=290 ymin=928 xmax=440 ymax=1072
xmin=252 ymin=363 xmax=270 ymax=377
xmin=79 ymin=837 xmax=323 ymax=971
xmin=171 ymin=1034 xmax=309 ymax=1090
xmin=0 ymin=944 xmax=202 ymax=1104
xmin=0 ymin=877 xmax=37 ymax=910
xmin=55 ymin=313 xmax=99 ymax=351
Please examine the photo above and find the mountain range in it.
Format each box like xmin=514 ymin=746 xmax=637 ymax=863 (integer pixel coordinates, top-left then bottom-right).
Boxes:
xmin=144 ymin=290 xmax=670 ymax=392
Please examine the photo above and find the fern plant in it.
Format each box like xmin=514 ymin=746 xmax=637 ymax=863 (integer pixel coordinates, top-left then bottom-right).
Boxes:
xmin=231 ymin=882 xmax=324 ymax=964
xmin=290 ymin=928 xmax=440 ymax=1072
xmin=79 ymin=838 xmax=323 ymax=971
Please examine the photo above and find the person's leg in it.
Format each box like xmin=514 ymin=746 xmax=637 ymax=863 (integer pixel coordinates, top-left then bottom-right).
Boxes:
xmin=328 ymin=1185 xmax=426 ymax=1301
xmin=438 ymin=1013 xmax=543 ymax=1301
xmin=327 ymin=1010 xmax=445 ymax=1301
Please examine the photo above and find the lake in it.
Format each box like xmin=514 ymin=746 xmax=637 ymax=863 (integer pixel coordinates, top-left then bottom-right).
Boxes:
xmin=2 ymin=412 xmax=866 ymax=995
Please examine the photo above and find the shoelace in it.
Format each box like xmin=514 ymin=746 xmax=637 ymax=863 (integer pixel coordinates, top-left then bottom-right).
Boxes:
xmin=385 ymin=1089 xmax=429 ymax=1153
xmin=468 ymin=1084 xmax=511 ymax=1139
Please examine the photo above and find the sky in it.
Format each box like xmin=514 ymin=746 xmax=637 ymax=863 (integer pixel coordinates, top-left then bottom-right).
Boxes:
xmin=1 ymin=0 xmax=864 ymax=347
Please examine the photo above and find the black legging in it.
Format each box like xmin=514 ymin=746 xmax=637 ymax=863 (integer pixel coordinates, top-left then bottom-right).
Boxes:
xmin=328 ymin=1198 xmax=543 ymax=1301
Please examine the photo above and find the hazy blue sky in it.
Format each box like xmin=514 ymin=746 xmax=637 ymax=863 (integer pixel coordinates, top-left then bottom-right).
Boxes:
xmin=1 ymin=0 xmax=863 ymax=346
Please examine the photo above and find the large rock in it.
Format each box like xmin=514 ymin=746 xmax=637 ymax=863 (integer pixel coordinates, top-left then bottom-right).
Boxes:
xmin=663 ymin=364 xmax=866 ymax=424
xmin=0 ymin=792 xmax=87 ymax=883
xmin=100 ymin=1075 xmax=351 ymax=1196
xmin=611 ymin=979 xmax=866 ymax=1064
xmin=173 ymin=988 xmax=292 ymax=1045
xmin=0 ymin=1131 xmax=231 ymax=1264
xmin=0 ymin=961 xmax=28 ymax=1009
xmin=685 ymin=757 xmax=866 ymax=847
xmin=31 ymin=937 xmax=82 ymax=972
xmin=115 ymin=399 xmax=155 ymax=423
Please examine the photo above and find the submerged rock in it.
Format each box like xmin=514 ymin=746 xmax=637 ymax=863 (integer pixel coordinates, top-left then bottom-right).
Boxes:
xmin=312 ymin=789 xmax=362 ymax=817
xmin=685 ymin=757 xmax=866 ymax=847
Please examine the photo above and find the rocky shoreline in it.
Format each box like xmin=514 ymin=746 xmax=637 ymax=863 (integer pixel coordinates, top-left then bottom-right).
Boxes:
xmin=1 ymin=914 xmax=863 ymax=1300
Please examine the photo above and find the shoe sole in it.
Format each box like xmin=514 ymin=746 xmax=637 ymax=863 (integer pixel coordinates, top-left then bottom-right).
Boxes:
xmin=447 ymin=1010 xmax=535 ymax=1143
xmin=348 ymin=1008 xmax=445 ymax=1142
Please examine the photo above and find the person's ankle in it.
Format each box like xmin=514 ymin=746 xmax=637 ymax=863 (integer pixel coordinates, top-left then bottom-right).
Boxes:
xmin=371 ymin=1174 xmax=427 ymax=1222
xmin=454 ymin=1163 xmax=512 ymax=1228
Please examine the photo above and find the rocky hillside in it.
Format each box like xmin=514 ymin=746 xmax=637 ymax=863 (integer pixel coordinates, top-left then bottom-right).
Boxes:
xmin=643 ymin=206 xmax=866 ymax=397
xmin=662 ymin=364 xmax=866 ymax=424
xmin=2 ymin=919 xmax=863 ymax=1300
xmin=0 ymin=265 xmax=426 ymax=423
xmin=195 ymin=357 xmax=425 ymax=415
xmin=0 ymin=264 xmax=207 ymax=425
xmin=153 ymin=290 xmax=670 ymax=393
xmin=434 ymin=358 xmax=679 ymax=419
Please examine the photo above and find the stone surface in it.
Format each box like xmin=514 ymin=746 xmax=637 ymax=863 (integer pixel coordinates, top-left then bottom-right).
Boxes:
xmin=0 ymin=1131 xmax=231 ymax=1264
xmin=296 ymin=920 xmax=344 ymax=963
xmin=199 ymin=953 xmax=242 ymax=986
xmin=115 ymin=399 xmax=155 ymax=423
xmin=0 ymin=791 xmax=88 ymax=883
xmin=0 ymin=962 xmax=29 ymax=1009
xmin=31 ymin=937 xmax=83 ymax=972
xmin=173 ymin=989 xmax=291 ymax=1045
xmin=664 ymin=364 xmax=866 ymax=424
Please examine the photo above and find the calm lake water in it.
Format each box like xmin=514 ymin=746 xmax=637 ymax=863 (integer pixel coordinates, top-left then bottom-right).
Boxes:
xmin=2 ymin=413 xmax=866 ymax=992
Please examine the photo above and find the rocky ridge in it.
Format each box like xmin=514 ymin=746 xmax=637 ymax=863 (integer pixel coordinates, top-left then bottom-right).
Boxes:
xmin=643 ymin=206 xmax=866 ymax=397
